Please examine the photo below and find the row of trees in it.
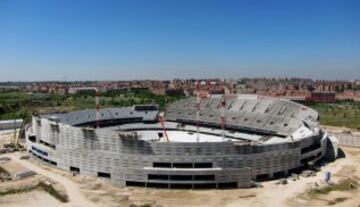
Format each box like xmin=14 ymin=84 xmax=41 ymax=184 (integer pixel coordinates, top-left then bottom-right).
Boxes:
xmin=0 ymin=89 xmax=186 ymax=122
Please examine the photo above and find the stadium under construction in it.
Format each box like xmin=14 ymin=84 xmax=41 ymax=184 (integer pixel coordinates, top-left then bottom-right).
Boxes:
xmin=25 ymin=95 xmax=338 ymax=189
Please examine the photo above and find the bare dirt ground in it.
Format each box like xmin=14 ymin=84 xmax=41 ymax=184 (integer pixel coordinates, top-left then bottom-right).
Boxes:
xmin=2 ymin=129 xmax=360 ymax=207
xmin=1 ymin=157 xmax=29 ymax=178
xmin=0 ymin=131 xmax=12 ymax=147
xmin=1 ymin=153 xmax=97 ymax=207
xmin=322 ymin=125 xmax=360 ymax=134
xmin=284 ymin=147 xmax=360 ymax=207
xmin=0 ymin=190 xmax=63 ymax=207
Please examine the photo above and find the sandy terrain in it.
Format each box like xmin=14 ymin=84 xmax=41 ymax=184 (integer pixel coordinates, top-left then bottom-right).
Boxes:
xmin=322 ymin=125 xmax=360 ymax=134
xmin=1 ymin=153 xmax=98 ymax=207
xmin=0 ymin=131 xmax=12 ymax=147
xmin=1 ymin=157 xmax=29 ymax=178
xmin=0 ymin=190 xmax=62 ymax=207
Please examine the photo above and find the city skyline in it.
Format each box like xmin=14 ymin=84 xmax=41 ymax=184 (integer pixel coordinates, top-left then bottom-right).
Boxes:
xmin=0 ymin=0 xmax=359 ymax=81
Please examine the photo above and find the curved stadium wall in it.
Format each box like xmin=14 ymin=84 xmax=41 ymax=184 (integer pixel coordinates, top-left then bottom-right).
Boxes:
xmin=25 ymin=97 xmax=338 ymax=189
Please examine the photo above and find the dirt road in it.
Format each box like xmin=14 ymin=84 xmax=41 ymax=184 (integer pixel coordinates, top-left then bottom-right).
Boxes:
xmin=0 ymin=153 xmax=98 ymax=207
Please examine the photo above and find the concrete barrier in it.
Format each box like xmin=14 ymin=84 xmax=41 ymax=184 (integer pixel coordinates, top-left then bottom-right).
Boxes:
xmin=0 ymin=119 xmax=23 ymax=131
xmin=14 ymin=170 xmax=36 ymax=180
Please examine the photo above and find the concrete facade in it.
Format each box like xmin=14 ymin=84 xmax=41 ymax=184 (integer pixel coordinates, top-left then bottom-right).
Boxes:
xmin=25 ymin=97 xmax=337 ymax=189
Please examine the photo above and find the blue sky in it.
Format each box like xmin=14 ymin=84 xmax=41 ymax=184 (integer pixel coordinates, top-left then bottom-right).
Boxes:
xmin=0 ymin=0 xmax=359 ymax=81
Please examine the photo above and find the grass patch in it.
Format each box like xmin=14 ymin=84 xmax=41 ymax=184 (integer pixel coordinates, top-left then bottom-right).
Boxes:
xmin=308 ymin=178 xmax=357 ymax=197
xmin=0 ymin=89 xmax=185 ymax=121
xmin=303 ymin=101 xmax=360 ymax=130
xmin=0 ymin=181 xmax=68 ymax=203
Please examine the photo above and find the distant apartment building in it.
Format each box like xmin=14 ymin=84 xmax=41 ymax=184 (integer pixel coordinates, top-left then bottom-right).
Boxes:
xmin=305 ymin=91 xmax=336 ymax=103
xmin=10 ymin=78 xmax=359 ymax=102
xmin=336 ymin=90 xmax=360 ymax=102
xmin=165 ymin=88 xmax=185 ymax=96
xmin=0 ymin=85 xmax=20 ymax=91
xmin=149 ymin=86 xmax=166 ymax=95
xmin=150 ymin=86 xmax=185 ymax=96
xmin=68 ymin=87 xmax=98 ymax=94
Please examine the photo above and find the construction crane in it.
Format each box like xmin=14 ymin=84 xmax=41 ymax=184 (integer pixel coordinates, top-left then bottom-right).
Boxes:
xmin=158 ymin=112 xmax=170 ymax=142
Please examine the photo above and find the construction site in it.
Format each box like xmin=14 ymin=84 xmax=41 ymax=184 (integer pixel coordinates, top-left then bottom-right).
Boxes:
xmin=0 ymin=89 xmax=359 ymax=207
